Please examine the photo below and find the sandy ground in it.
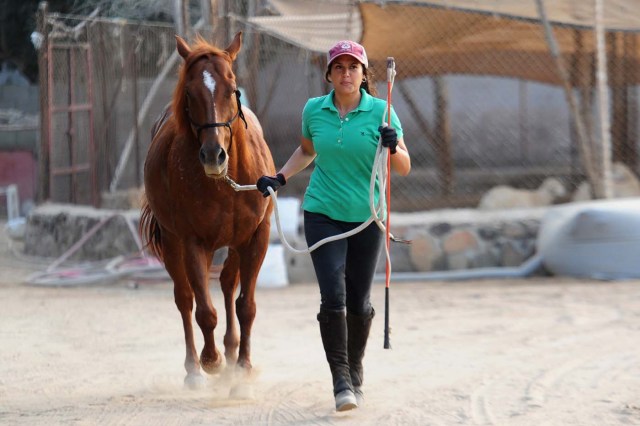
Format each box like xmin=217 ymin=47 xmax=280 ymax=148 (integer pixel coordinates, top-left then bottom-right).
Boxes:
xmin=1 ymin=222 xmax=640 ymax=426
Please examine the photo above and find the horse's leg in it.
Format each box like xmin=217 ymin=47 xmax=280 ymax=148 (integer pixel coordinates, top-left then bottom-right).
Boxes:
xmin=219 ymin=248 xmax=240 ymax=366
xmin=161 ymin=236 xmax=203 ymax=388
xmin=182 ymin=242 xmax=223 ymax=375
xmin=236 ymin=219 xmax=271 ymax=371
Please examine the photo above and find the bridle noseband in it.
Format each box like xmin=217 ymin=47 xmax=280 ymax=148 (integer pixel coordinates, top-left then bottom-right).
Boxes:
xmin=185 ymin=89 xmax=248 ymax=148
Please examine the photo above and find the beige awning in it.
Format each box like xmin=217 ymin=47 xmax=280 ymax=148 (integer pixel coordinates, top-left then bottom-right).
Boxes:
xmin=250 ymin=0 xmax=361 ymax=52
xmin=390 ymin=1 xmax=640 ymax=31
xmin=360 ymin=1 xmax=640 ymax=85
xmin=251 ymin=0 xmax=640 ymax=85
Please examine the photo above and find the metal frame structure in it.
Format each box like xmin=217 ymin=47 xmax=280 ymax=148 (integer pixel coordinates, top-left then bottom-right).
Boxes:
xmin=46 ymin=41 xmax=97 ymax=206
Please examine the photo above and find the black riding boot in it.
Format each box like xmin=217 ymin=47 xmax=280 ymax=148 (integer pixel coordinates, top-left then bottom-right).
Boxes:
xmin=347 ymin=308 xmax=375 ymax=405
xmin=317 ymin=309 xmax=357 ymax=411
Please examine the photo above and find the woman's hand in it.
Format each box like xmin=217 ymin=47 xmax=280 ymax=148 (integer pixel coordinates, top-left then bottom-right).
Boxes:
xmin=378 ymin=126 xmax=398 ymax=154
xmin=256 ymin=173 xmax=286 ymax=197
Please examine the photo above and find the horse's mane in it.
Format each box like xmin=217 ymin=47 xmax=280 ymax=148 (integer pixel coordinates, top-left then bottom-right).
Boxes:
xmin=172 ymin=35 xmax=233 ymax=135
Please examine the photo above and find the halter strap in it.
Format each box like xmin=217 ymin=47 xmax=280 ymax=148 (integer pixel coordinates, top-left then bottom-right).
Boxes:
xmin=185 ymin=89 xmax=248 ymax=147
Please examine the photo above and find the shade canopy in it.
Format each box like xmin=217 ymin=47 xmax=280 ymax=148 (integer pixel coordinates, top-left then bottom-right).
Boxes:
xmin=251 ymin=0 xmax=640 ymax=85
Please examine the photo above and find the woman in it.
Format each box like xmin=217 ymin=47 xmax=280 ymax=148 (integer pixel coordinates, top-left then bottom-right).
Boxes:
xmin=257 ymin=40 xmax=411 ymax=411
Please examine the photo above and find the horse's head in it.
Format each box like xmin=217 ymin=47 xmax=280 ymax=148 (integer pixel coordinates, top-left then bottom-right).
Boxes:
xmin=174 ymin=33 xmax=245 ymax=179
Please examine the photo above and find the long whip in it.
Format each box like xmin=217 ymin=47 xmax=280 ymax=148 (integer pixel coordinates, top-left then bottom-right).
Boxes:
xmin=384 ymin=57 xmax=395 ymax=350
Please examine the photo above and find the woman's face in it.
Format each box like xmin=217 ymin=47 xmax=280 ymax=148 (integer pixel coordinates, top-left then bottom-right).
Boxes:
xmin=329 ymin=55 xmax=364 ymax=96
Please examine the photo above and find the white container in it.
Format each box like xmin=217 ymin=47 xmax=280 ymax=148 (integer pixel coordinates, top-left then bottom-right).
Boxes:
xmin=538 ymin=198 xmax=640 ymax=279
xmin=257 ymin=244 xmax=289 ymax=288
xmin=269 ymin=197 xmax=301 ymax=243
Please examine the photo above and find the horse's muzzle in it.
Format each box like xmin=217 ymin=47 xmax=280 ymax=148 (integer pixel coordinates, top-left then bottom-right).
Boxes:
xmin=200 ymin=145 xmax=228 ymax=178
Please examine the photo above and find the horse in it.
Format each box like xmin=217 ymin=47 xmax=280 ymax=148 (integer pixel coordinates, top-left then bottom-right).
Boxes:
xmin=139 ymin=32 xmax=275 ymax=391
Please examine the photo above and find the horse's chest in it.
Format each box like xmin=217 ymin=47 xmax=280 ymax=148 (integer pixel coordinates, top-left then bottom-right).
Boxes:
xmin=190 ymin=195 xmax=263 ymax=242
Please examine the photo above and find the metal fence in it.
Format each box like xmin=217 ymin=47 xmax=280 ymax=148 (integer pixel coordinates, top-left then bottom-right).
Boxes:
xmin=38 ymin=1 xmax=640 ymax=211
xmin=39 ymin=8 xmax=177 ymax=204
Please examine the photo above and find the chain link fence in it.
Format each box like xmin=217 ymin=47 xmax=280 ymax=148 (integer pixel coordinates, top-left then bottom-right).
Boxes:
xmin=39 ymin=1 xmax=640 ymax=212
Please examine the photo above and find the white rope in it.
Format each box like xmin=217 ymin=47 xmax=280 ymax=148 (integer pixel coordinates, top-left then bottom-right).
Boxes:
xmin=228 ymin=142 xmax=392 ymax=255
xmin=223 ymin=177 xmax=378 ymax=254
xmin=225 ymin=68 xmax=398 ymax=255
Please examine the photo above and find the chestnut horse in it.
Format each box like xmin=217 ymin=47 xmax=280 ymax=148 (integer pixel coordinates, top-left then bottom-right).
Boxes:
xmin=140 ymin=33 xmax=275 ymax=390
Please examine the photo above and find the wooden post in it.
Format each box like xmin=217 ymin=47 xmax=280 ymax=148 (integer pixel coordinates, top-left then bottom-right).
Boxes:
xmin=200 ymin=0 xmax=220 ymax=41
xmin=96 ymin=23 xmax=112 ymax=187
xmin=518 ymin=79 xmax=529 ymax=164
xmin=397 ymin=78 xmax=453 ymax=196
xmin=200 ymin=0 xmax=213 ymax=31
xmin=621 ymin=33 xmax=637 ymax=168
xmin=434 ymin=77 xmax=453 ymax=196
xmin=608 ymin=32 xmax=627 ymax=164
xmin=217 ymin=0 xmax=230 ymax=45
xmin=535 ymin=0 xmax=600 ymax=197
xmin=36 ymin=1 xmax=50 ymax=202
xmin=245 ymin=0 xmax=259 ymax=112
xmin=572 ymin=29 xmax=596 ymax=195
xmin=626 ymin=33 xmax=639 ymax=170
xmin=173 ymin=0 xmax=189 ymax=36
xmin=594 ymin=0 xmax=613 ymax=198
xmin=569 ymin=30 xmax=581 ymax=175
xmin=131 ymin=37 xmax=140 ymax=187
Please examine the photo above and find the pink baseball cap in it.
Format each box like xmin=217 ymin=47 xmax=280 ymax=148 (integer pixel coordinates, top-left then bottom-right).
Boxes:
xmin=327 ymin=40 xmax=368 ymax=68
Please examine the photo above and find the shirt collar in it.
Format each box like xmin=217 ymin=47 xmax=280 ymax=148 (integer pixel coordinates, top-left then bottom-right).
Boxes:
xmin=321 ymin=89 xmax=374 ymax=113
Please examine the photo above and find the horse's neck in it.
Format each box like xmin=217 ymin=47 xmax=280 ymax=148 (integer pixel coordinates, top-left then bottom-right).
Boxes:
xmin=228 ymin=122 xmax=253 ymax=174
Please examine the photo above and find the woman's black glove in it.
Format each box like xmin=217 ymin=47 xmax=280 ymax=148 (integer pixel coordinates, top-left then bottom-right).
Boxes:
xmin=256 ymin=173 xmax=286 ymax=197
xmin=378 ymin=125 xmax=398 ymax=154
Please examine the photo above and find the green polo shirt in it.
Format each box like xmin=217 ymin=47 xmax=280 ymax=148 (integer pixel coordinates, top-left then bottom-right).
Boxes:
xmin=301 ymin=89 xmax=403 ymax=222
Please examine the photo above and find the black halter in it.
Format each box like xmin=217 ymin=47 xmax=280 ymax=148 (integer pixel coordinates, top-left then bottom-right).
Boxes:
xmin=185 ymin=89 xmax=248 ymax=148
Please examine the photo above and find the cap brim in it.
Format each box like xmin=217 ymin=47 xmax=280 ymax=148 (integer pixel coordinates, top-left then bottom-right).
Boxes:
xmin=328 ymin=53 xmax=368 ymax=68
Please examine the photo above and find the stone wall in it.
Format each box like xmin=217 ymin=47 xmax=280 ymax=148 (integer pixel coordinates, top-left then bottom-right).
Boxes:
xmin=24 ymin=203 xmax=548 ymax=279
xmin=24 ymin=204 xmax=140 ymax=261
xmin=376 ymin=208 xmax=547 ymax=274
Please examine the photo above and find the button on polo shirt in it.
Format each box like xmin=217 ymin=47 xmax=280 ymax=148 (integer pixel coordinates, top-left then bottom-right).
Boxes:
xmin=301 ymin=89 xmax=403 ymax=222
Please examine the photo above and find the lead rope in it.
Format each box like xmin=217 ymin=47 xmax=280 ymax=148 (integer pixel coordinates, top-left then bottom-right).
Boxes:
xmin=226 ymin=62 xmax=399 ymax=264
xmin=229 ymin=139 xmax=395 ymax=255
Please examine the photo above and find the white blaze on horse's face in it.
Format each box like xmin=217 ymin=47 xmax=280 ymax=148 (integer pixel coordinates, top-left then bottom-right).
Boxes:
xmin=199 ymin=68 xmax=229 ymax=178
xmin=202 ymin=70 xmax=218 ymax=135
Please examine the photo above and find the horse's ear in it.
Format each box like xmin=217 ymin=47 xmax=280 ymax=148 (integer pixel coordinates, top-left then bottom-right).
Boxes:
xmin=175 ymin=35 xmax=191 ymax=59
xmin=225 ymin=32 xmax=242 ymax=61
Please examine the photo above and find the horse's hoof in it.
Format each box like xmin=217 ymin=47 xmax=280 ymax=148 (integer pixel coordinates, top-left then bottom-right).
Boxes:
xmin=229 ymin=382 xmax=255 ymax=400
xmin=184 ymin=373 xmax=206 ymax=390
xmin=201 ymin=348 xmax=224 ymax=374
xmin=224 ymin=352 xmax=238 ymax=366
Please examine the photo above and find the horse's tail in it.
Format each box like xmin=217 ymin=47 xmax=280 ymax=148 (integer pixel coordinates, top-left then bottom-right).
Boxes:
xmin=139 ymin=202 xmax=164 ymax=262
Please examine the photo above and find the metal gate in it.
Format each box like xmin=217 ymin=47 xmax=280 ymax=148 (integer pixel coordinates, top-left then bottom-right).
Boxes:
xmin=46 ymin=41 xmax=97 ymax=206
